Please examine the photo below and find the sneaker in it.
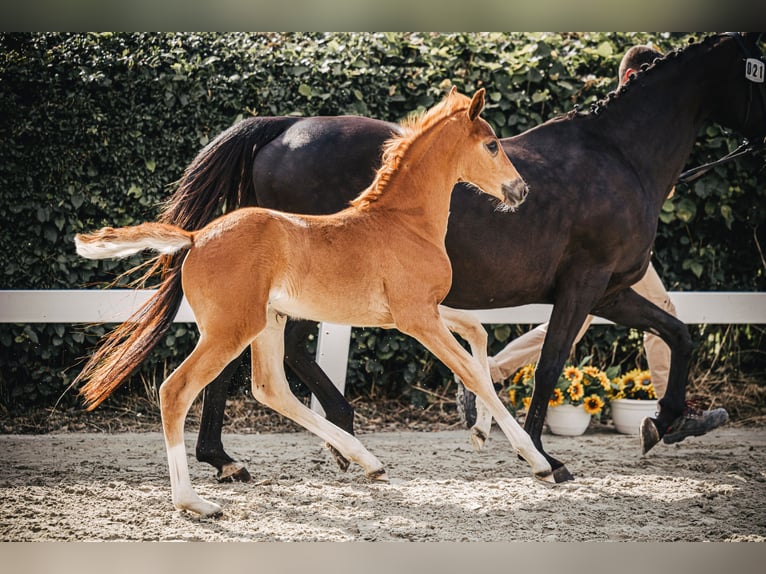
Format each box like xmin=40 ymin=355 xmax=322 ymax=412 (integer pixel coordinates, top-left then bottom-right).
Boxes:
xmin=662 ymin=406 xmax=729 ymax=445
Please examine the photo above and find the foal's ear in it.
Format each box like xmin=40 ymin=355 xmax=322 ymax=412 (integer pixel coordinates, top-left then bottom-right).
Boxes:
xmin=468 ymin=88 xmax=485 ymax=121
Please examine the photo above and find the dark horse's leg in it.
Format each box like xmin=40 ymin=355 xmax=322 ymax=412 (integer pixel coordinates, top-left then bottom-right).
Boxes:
xmin=284 ymin=320 xmax=355 ymax=471
xmin=524 ymin=271 xmax=613 ymax=482
xmin=593 ymin=288 xmax=728 ymax=453
xmin=195 ymin=319 xmax=356 ymax=480
xmin=196 ymin=353 xmax=251 ymax=482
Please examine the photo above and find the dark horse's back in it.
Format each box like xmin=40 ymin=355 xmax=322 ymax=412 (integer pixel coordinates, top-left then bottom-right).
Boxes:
xmin=251 ymin=116 xmax=399 ymax=215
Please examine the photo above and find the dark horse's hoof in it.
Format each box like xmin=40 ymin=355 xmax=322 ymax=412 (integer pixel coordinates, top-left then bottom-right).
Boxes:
xmin=640 ymin=416 xmax=661 ymax=455
xmin=216 ymin=462 xmax=252 ymax=483
xmin=552 ymin=464 xmax=575 ymax=483
xmin=455 ymin=378 xmax=477 ymax=429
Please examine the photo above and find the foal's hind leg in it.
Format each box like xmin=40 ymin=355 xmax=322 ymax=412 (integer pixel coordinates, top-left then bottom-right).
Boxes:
xmin=159 ymin=336 xmax=246 ymax=517
xmin=250 ymin=310 xmax=387 ymax=480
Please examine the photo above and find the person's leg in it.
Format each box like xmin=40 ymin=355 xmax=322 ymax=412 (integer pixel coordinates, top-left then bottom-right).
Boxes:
xmin=488 ymin=318 xmax=593 ymax=383
xmin=631 ymin=263 xmax=674 ymax=398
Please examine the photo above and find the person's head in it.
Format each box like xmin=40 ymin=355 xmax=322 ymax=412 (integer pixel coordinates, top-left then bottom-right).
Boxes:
xmin=618 ymin=45 xmax=663 ymax=86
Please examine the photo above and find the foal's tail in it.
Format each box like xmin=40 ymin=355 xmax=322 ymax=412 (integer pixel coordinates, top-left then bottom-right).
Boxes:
xmin=73 ymin=223 xmax=193 ymax=410
xmin=73 ymin=116 xmax=297 ymax=410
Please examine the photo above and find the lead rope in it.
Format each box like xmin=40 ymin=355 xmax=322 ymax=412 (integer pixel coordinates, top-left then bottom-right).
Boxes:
xmin=676 ymin=138 xmax=765 ymax=185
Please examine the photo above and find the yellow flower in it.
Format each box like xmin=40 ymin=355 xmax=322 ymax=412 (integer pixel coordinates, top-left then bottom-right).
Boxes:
xmin=563 ymin=366 xmax=583 ymax=384
xmin=620 ymin=368 xmax=641 ymax=388
xmin=521 ymin=363 xmax=535 ymax=382
xmin=567 ymin=381 xmax=584 ymax=402
xmin=521 ymin=396 xmax=531 ymax=411
xmin=637 ymin=370 xmax=653 ymax=390
xmin=513 ymin=363 xmax=535 ymax=385
xmin=583 ymin=394 xmax=605 ymax=415
xmin=597 ymin=372 xmax=611 ymax=391
xmin=583 ymin=366 xmax=601 ymax=378
xmin=548 ymin=388 xmax=564 ymax=407
xmin=508 ymin=388 xmax=517 ymax=406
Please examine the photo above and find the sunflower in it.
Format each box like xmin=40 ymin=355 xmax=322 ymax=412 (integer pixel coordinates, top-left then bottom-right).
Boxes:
xmin=563 ymin=365 xmax=583 ymax=384
xmin=582 ymin=366 xmax=601 ymax=378
xmin=583 ymin=394 xmax=605 ymax=415
xmin=512 ymin=363 xmax=535 ymax=385
xmin=619 ymin=368 xmax=641 ymax=391
xmin=597 ymin=372 xmax=611 ymax=391
xmin=521 ymin=396 xmax=532 ymax=411
xmin=548 ymin=387 xmax=564 ymax=407
xmin=508 ymin=388 xmax=518 ymax=406
xmin=615 ymin=368 xmax=657 ymax=399
xmin=567 ymin=381 xmax=585 ymax=402
xmin=634 ymin=370 xmax=657 ymax=399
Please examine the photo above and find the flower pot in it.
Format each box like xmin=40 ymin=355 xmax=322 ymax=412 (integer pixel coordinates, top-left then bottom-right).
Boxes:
xmin=610 ymin=398 xmax=658 ymax=434
xmin=545 ymin=404 xmax=591 ymax=436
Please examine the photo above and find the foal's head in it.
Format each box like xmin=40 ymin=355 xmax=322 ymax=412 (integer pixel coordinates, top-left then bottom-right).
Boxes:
xmin=446 ymin=87 xmax=529 ymax=211
xmin=356 ymin=87 xmax=528 ymax=212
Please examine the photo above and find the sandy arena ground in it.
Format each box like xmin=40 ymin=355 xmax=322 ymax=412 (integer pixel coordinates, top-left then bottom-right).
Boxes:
xmin=1 ymin=426 xmax=765 ymax=542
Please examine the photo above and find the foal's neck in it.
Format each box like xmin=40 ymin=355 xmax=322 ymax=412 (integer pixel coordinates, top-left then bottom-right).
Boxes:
xmin=355 ymin=123 xmax=464 ymax=240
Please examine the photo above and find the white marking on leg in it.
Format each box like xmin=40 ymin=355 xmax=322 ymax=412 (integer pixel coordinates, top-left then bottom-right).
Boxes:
xmin=166 ymin=443 xmax=222 ymax=516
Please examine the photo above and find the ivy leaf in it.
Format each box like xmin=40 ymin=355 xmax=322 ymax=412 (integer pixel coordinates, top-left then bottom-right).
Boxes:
xmin=676 ymin=197 xmax=697 ymax=223
xmin=298 ymin=84 xmax=313 ymax=98
xmin=493 ymin=324 xmax=512 ymax=343
xmin=720 ymin=204 xmax=734 ymax=229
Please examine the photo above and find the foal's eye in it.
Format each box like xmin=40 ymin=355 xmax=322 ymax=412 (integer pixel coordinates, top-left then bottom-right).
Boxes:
xmin=485 ymin=140 xmax=499 ymax=155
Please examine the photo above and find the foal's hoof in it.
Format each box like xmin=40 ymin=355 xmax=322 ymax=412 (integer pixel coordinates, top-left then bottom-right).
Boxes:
xmin=640 ymin=416 xmax=661 ymax=455
xmin=177 ymin=498 xmax=223 ymax=518
xmin=366 ymin=468 xmax=389 ymax=482
xmin=216 ymin=462 xmax=252 ymax=483
xmin=469 ymin=428 xmax=487 ymax=451
xmin=325 ymin=443 xmax=351 ymax=472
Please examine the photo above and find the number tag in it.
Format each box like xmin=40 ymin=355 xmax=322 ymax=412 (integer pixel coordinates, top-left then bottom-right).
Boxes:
xmin=745 ymin=58 xmax=765 ymax=83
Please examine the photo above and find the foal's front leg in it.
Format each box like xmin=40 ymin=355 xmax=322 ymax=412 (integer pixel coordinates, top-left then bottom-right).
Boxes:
xmin=400 ymin=309 xmax=556 ymax=483
xmin=439 ymin=306 xmax=494 ymax=449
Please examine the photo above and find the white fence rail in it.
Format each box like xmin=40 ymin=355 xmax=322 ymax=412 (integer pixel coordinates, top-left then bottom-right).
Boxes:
xmin=2 ymin=290 xmax=764 ymax=413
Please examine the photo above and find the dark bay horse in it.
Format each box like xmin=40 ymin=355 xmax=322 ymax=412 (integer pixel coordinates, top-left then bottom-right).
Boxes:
xmin=89 ymin=33 xmax=765 ymax=483
xmin=75 ymin=89 xmax=548 ymax=516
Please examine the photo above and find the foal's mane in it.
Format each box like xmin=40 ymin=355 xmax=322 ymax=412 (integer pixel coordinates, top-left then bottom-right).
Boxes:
xmin=351 ymin=91 xmax=472 ymax=209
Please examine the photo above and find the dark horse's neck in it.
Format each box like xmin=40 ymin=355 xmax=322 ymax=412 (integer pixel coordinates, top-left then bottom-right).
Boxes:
xmin=578 ymin=35 xmax=738 ymax=205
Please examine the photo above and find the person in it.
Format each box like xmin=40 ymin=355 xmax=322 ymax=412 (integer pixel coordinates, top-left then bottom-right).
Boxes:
xmin=484 ymin=44 xmax=728 ymax=444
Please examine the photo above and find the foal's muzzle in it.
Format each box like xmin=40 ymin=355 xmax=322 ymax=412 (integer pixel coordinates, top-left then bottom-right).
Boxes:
xmin=502 ymin=179 xmax=529 ymax=211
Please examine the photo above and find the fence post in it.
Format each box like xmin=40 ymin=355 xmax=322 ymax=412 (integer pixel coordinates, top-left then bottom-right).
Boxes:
xmin=310 ymin=322 xmax=352 ymax=416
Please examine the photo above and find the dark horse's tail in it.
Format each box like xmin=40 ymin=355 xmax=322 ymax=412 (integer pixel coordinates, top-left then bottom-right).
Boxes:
xmin=76 ymin=116 xmax=300 ymax=410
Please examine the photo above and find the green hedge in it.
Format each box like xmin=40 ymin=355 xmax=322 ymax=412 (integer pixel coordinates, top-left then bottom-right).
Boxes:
xmin=1 ymin=32 xmax=763 ymax=409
